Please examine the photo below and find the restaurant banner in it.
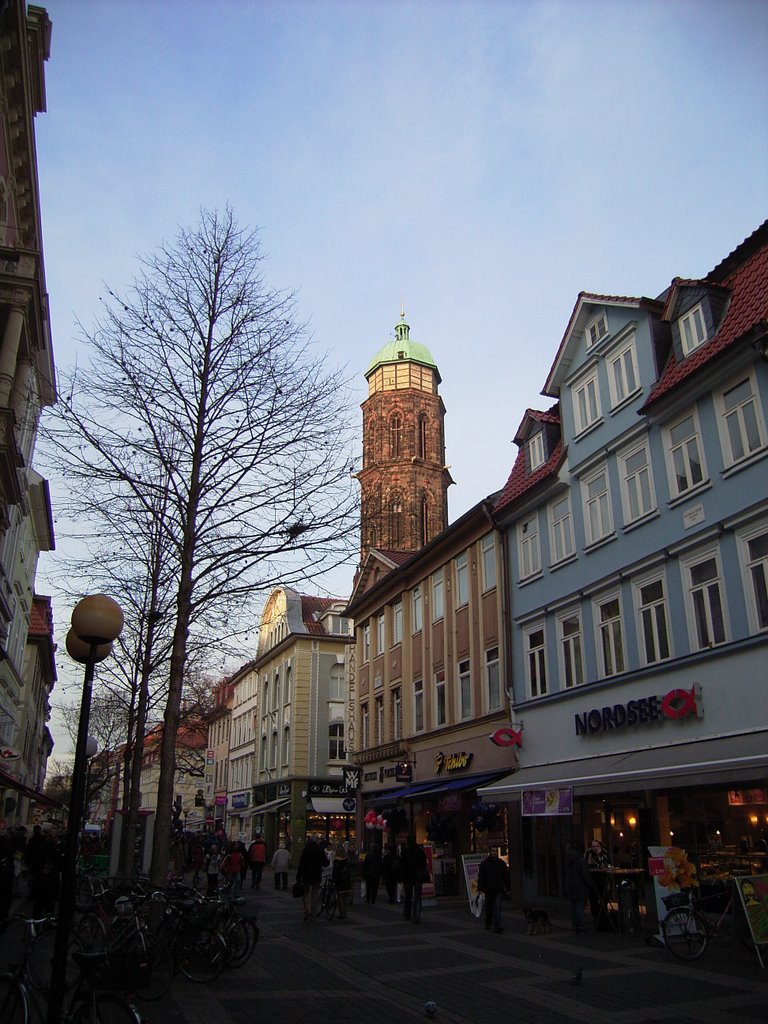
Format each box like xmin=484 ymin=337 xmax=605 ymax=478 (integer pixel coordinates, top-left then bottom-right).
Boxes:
xmin=521 ymin=788 xmax=573 ymax=816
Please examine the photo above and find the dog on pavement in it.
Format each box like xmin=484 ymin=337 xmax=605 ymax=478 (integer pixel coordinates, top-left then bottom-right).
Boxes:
xmin=524 ymin=907 xmax=551 ymax=934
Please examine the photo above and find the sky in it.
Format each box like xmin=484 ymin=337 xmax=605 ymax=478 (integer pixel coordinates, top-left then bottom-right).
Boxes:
xmin=34 ymin=0 xmax=768 ymax=752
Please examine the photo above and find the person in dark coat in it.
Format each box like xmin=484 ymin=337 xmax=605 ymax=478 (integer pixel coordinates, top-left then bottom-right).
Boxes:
xmin=400 ymin=834 xmax=429 ymax=923
xmin=362 ymin=844 xmax=382 ymax=904
xmin=566 ymin=844 xmax=597 ymax=933
xmin=296 ymin=836 xmax=328 ymax=922
xmin=477 ymin=846 xmax=510 ymax=933
xmin=32 ymin=834 xmax=61 ymax=918
xmin=381 ymin=844 xmax=399 ymax=904
xmin=0 ymin=832 xmax=15 ymax=923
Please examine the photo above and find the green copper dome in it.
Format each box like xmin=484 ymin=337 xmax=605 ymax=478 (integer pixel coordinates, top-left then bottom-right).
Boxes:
xmin=365 ymin=317 xmax=438 ymax=377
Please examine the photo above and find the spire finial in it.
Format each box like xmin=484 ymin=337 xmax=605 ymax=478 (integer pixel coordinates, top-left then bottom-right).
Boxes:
xmin=400 ymin=293 xmax=405 ymax=320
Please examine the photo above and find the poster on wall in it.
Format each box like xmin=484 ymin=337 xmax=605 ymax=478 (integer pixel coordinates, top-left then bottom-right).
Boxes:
xmin=648 ymin=844 xmax=699 ymax=943
xmin=734 ymin=874 xmax=768 ymax=968
xmin=521 ymin=788 xmax=573 ymax=816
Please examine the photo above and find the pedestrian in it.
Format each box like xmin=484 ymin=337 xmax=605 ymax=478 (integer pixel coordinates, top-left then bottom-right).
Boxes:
xmin=381 ymin=844 xmax=399 ymax=904
xmin=565 ymin=843 xmax=597 ymax=934
xmin=271 ymin=842 xmax=290 ymax=891
xmin=296 ymin=836 xmax=328 ymax=922
xmin=222 ymin=841 xmax=245 ymax=896
xmin=23 ymin=824 xmax=46 ymax=898
xmin=0 ymin=832 xmax=15 ymax=923
xmin=190 ymin=840 xmax=205 ymax=887
xmin=346 ymin=841 xmax=359 ymax=904
xmin=400 ymin=834 xmax=429 ymax=923
xmin=205 ymin=843 xmax=223 ymax=897
xmin=332 ymin=844 xmax=353 ymax=920
xmin=477 ymin=846 xmax=510 ymax=934
xmin=584 ymin=838 xmax=611 ymax=925
xmin=362 ymin=843 xmax=382 ymax=904
xmin=247 ymin=833 xmax=268 ymax=889
xmin=32 ymin=833 xmax=61 ymax=918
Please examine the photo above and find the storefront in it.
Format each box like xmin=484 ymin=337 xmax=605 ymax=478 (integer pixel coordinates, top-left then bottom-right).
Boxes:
xmin=250 ymin=777 xmax=357 ymax=855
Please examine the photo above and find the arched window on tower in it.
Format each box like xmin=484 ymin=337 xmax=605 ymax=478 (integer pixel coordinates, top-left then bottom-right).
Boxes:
xmin=390 ymin=495 xmax=404 ymax=548
xmin=365 ymin=416 xmax=376 ymax=467
xmin=389 ymin=412 xmax=403 ymax=458
xmin=420 ymin=493 xmax=430 ymax=546
xmin=417 ymin=413 xmax=428 ymax=460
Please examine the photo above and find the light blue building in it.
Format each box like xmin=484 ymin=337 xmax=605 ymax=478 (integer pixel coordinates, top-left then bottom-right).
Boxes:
xmin=482 ymin=223 xmax=768 ymax=912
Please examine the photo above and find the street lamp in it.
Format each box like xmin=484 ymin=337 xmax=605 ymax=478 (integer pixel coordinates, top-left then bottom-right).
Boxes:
xmin=47 ymin=594 xmax=123 ymax=1024
xmin=83 ymin=736 xmax=99 ymax=833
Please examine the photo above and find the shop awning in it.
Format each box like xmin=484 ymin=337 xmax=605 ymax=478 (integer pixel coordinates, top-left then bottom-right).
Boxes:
xmin=0 ymin=765 xmax=62 ymax=809
xmin=477 ymin=731 xmax=768 ymax=800
xmin=310 ymin=797 xmax=356 ymax=814
xmin=251 ymin=798 xmax=290 ymax=814
xmin=366 ymin=771 xmax=510 ymax=806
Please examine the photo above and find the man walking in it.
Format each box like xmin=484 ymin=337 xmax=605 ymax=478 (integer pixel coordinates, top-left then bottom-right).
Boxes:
xmin=247 ymin=833 xmax=268 ymax=889
xmin=477 ymin=846 xmax=510 ymax=934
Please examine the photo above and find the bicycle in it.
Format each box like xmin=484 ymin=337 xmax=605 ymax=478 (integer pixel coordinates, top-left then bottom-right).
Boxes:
xmin=661 ymin=884 xmax=734 ymax=960
xmin=317 ymin=879 xmax=338 ymax=920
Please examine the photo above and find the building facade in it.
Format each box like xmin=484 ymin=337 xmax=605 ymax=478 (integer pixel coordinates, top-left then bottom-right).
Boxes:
xmin=482 ymin=223 xmax=768 ymax=914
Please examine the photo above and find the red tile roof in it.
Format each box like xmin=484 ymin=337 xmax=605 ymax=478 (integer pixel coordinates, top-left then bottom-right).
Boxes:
xmin=301 ymin=594 xmax=341 ymax=635
xmin=29 ymin=595 xmax=53 ymax=637
xmin=643 ymin=222 xmax=768 ymax=408
xmin=494 ymin=433 xmax=565 ymax=517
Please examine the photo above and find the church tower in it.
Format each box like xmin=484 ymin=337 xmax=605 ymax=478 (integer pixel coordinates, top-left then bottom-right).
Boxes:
xmin=357 ymin=314 xmax=452 ymax=564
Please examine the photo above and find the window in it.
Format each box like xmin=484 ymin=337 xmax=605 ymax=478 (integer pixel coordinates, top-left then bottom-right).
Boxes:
xmin=549 ymin=493 xmax=575 ymax=564
xmin=586 ymin=311 xmax=608 ymax=348
xmin=666 ymin=411 xmax=706 ymax=497
xmin=389 ymin=496 xmax=404 ymax=547
xmin=329 ymin=722 xmax=345 ymax=760
xmin=414 ymin=679 xmax=424 ymax=732
xmin=329 ymin=663 xmax=344 ymax=700
xmin=455 ymin=552 xmax=469 ymax=606
xmin=558 ymin=611 xmax=584 ymax=689
xmin=377 ymin=613 xmax=385 ymax=654
xmin=283 ymin=725 xmax=291 ymax=765
xmin=392 ymin=601 xmax=403 ymax=645
xmin=432 ymin=569 xmax=444 ymax=620
xmin=260 ymin=735 xmax=267 ymax=771
xmin=417 ymin=413 xmax=428 ymax=459
xmin=718 ymin=374 xmax=766 ymax=467
xmin=363 ymin=622 xmax=371 ymax=662
xmin=620 ymin=442 xmax=656 ymax=524
xmin=434 ymin=671 xmax=446 ymax=726
xmin=573 ymin=371 xmax=601 ymax=434
xmin=596 ymin=594 xmax=624 ymax=677
xmin=528 ymin=432 xmax=545 ymax=471
xmin=635 ymin=576 xmax=671 ymax=665
xmin=284 ymin=665 xmax=292 ymax=703
xmin=608 ymin=338 xmax=639 ymax=407
xmin=389 ymin=412 xmax=403 ymax=457
xmin=419 ymin=493 xmax=430 ymax=546
xmin=486 ymin=647 xmax=501 ymax=711
xmin=270 ymin=730 xmax=278 ymax=768
xmin=679 ymin=303 xmax=707 ymax=355
xmin=392 ymin=688 xmax=402 ymax=740
xmin=683 ymin=551 xmax=726 ymax=649
xmin=361 ymin=704 xmax=369 ymax=748
xmin=412 ymin=585 xmax=423 ymax=633
xmin=525 ymin=624 xmax=547 ymax=698
xmin=519 ymin=514 xmax=541 ymax=579
xmin=583 ymin=466 xmax=613 ymax=545
xmin=738 ymin=522 xmax=768 ymax=633
xmin=481 ymin=533 xmax=497 ymax=590
xmin=458 ymin=659 xmax=471 ymax=719
xmin=375 ymin=695 xmax=384 ymax=744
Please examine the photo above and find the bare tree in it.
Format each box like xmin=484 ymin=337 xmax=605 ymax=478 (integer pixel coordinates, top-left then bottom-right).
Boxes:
xmin=41 ymin=207 xmax=358 ymax=882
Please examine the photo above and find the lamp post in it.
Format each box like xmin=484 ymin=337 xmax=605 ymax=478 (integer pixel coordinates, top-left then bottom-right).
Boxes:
xmin=47 ymin=595 xmax=123 ymax=1024
xmin=83 ymin=736 xmax=98 ymax=833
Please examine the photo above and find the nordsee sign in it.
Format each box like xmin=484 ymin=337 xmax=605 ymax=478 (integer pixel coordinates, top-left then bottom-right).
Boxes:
xmin=575 ymin=686 xmax=701 ymax=736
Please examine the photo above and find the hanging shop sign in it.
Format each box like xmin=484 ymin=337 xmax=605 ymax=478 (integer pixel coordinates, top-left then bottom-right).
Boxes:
xmin=231 ymin=792 xmax=251 ymax=810
xmin=575 ymin=685 xmax=702 ymax=737
xmin=489 ymin=726 xmax=523 ymax=748
xmin=434 ymin=751 xmax=473 ymax=774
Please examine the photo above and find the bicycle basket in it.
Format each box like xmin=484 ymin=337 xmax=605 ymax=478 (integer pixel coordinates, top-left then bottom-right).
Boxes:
xmin=662 ymin=889 xmax=692 ymax=911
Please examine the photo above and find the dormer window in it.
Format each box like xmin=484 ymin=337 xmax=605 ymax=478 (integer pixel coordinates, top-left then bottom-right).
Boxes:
xmin=528 ymin=432 xmax=545 ymax=471
xmin=586 ymin=312 xmax=608 ymax=348
xmin=679 ymin=303 xmax=707 ymax=355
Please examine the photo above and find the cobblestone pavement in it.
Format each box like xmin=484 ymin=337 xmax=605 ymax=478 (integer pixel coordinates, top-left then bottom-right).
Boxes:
xmin=131 ymin=882 xmax=766 ymax=1024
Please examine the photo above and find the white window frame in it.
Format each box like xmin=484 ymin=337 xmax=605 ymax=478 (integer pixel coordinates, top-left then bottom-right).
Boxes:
xmin=586 ymin=311 xmax=608 ymax=348
xmin=619 ymin=440 xmax=656 ymax=525
xmin=361 ymin=704 xmax=369 ymax=748
xmin=481 ymin=533 xmax=497 ymax=590
xmin=664 ymin=409 xmax=707 ymax=499
xmin=375 ymin=695 xmax=384 ymax=744
xmin=392 ymin=601 xmax=403 ymax=646
xmin=432 ymin=569 xmax=444 ymax=621
xmin=412 ymin=585 xmax=423 ymax=633
xmin=524 ymin=622 xmax=548 ymax=698
xmin=362 ymin=622 xmax=371 ymax=662
xmin=680 ymin=546 xmax=728 ymax=650
xmin=716 ymin=371 xmax=767 ymax=469
xmin=377 ymin=613 xmax=385 ymax=654
xmin=458 ymin=658 xmax=471 ymax=720
xmin=485 ymin=646 xmax=501 ymax=711
xmin=455 ymin=551 xmax=469 ymax=607
xmin=607 ymin=336 xmax=640 ymax=408
xmin=594 ymin=591 xmax=625 ymax=678
xmin=413 ymin=679 xmax=424 ymax=732
xmin=557 ymin=608 xmax=584 ymax=689
xmin=633 ymin=572 xmax=672 ymax=666
xmin=434 ymin=671 xmax=446 ymax=727
xmin=582 ymin=464 xmax=614 ymax=546
xmin=549 ymin=492 xmax=575 ymax=565
xmin=736 ymin=517 xmax=768 ymax=634
xmin=679 ymin=303 xmax=707 ymax=356
xmin=518 ymin=513 xmax=541 ymax=580
xmin=392 ymin=688 xmax=402 ymax=740
xmin=572 ymin=369 xmax=601 ymax=435
xmin=528 ymin=431 xmax=545 ymax=470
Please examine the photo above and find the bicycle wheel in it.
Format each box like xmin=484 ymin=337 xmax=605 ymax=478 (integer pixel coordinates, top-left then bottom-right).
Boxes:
xmin=174 ymin=925 xmax=227 ymax=983
xmin=71 ymin=991 xmax=142 ymax=1023
xmin=0 ymin=975 xmax=29 ymax=1024
xmin=325 ymin=888 xmax=337 ymax=921
xmin=223 ymin=918 xmax=251 ymax=968
xmin=663 ymin=907 xmax=708 ymax=960
xmin=137 ymin=930 xmax=173 ymax=1000
xmin=75 ymin=912 xmax=108 ymax=953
